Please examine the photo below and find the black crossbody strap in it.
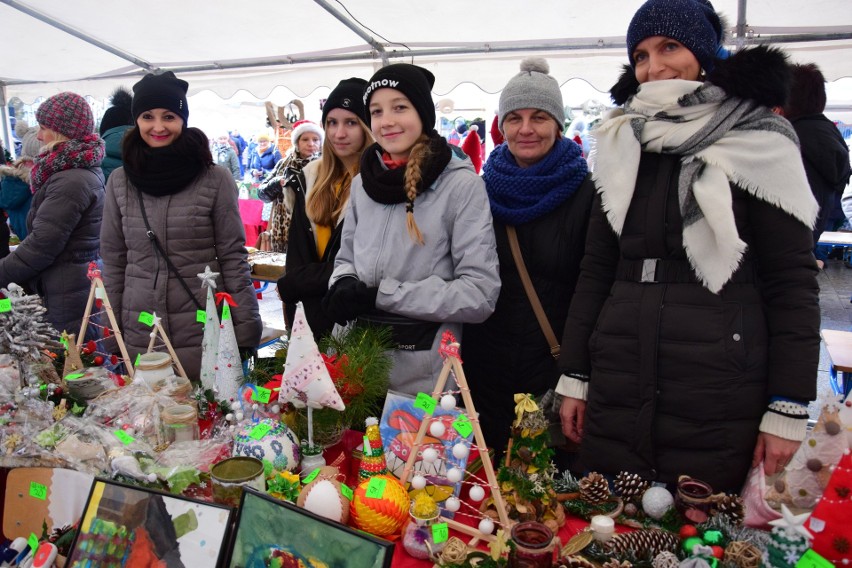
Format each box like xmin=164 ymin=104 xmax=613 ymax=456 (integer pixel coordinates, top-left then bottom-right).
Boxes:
xmin=136 ymin=190 xmax=204 ymax=312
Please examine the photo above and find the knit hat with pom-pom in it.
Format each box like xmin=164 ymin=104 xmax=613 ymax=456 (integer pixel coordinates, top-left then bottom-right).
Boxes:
xmin=99 ymin=86 xmax=134 ymax=135
xmin=498 ymin=57 xmax=564 ymax=132
xmin=15 ymin=120 xmax=41 ymax=159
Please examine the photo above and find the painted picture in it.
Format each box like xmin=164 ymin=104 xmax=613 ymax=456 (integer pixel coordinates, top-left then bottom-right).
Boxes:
xmin=67 ymin=478 xmax=234 ymax=567
xmin=229 ymin=488 xmax=393 ymax=568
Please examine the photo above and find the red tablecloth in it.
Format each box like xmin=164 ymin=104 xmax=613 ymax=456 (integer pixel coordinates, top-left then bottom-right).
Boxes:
xmin=239 ymin=199 xmax=265 ymax=247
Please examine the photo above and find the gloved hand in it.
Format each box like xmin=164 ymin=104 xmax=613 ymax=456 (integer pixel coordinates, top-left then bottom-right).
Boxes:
xmin=322 ymin=277 xmax=378 ymax=325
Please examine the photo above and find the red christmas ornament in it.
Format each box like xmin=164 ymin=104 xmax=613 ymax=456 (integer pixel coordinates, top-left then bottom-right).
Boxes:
xmin=94 ymin=355 xmax=104 ymax=365
xmin=95 ymin=299 xmax=103 ymax=309
xmin=110 ymin=354 xmax=118 ymax=365
xmin=679 ymin=525 xmax=699 ymax=539
xmin=103 ymin=327 xmax=111 ymax=338
xmin=711 ymin=546 xmax=724 ymax=559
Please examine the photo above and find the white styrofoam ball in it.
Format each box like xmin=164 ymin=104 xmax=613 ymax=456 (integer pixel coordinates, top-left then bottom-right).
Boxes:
xmin=429 ymin=421 xmax=446 ymax=438
xmin=422 ymin=448 xmax=439 ymax=463
xmin=468 ymin=484 xmax=485 ymax=502
xmin=440 ymin=395 xmax=456 ymax=411
xmin=445 ymin=496 xmax=461 ymax=512
xmin=225 ymin=413 xmax=234 ymax=422
xmin=452 ymin=443 xmax=469 ymax=460
xmin=411 ymin=475 xmax=427 ymax=490
xmin=302 ymin=479 xmax=346 ymax=523
xmin=446 ymin=467 xmax=463 ymax=483
xmin=478 ymin=518 xmax=495 ymax=535
xmin=235 ymin=411 xmax=244 ymax=421
xmin=642 ymin=486 xmax=674 ymax=520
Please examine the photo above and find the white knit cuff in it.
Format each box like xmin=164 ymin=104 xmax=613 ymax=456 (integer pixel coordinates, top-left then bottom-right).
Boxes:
xmin=759 ymin=410 xmax=809 ymax=441
xmin=555 ymin=374 xmax=589 ymax=401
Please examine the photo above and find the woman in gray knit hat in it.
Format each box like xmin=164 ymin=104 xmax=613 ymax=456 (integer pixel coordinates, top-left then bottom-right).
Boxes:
xmin=463 ymin=57 xmax=596 ymax=457
xmin=558 ymin=0 xmax=820 ymax=493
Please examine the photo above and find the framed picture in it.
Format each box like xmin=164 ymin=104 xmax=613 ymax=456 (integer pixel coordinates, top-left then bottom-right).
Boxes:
xmin=229 ymin=488 xmax=394 ymax=568
xmin=66 ymin=478 xmax=234 ymax=567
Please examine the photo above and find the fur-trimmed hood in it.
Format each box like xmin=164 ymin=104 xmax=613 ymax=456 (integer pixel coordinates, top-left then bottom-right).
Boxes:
xmin=610 ymin=45 xmax=791 ymax=108
xmin=0 ymin=160 xmax=33 ymax=185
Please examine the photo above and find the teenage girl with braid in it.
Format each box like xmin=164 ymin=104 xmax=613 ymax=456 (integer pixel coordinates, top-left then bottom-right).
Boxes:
xmin=323 ymin=63 xmax=500 ymax=396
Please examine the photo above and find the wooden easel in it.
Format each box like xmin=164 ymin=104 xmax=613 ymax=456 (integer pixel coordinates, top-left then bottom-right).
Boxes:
xmin=77 ymin=276 xmax=135 ymax=378
xmin=398 ymin=340 xmax=511 ymax=544
xmin=145 ymin=313 xmax=189 ymax=380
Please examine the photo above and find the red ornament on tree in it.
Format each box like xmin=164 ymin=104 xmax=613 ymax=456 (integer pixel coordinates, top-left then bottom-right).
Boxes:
xmin=94 ymin=355 xmax=104 ymax=365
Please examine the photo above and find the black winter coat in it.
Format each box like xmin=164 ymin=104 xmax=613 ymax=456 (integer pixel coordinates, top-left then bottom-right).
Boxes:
xmin=463 ymin=175 xmax=596 ymax=452
xmin=559 ymin=153 xmax=820 ymax=493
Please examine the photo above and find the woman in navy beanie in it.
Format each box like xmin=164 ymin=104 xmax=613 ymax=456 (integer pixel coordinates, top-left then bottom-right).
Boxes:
xmin=558 ymin=0 xmax=820 ymax=492
xmin=0 ymin=91 xmax=105 ymax=337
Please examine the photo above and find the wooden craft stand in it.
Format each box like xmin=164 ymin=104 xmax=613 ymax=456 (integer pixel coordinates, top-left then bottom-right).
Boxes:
xmin=145 ymin=315 xmax=189 ymax=380
xmin=76 ymin=276 xmax=134 ymax=378
xmin=398 ymin=343 xmax=511 ymax=544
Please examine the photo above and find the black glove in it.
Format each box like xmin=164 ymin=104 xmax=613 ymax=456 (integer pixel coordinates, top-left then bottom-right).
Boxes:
xmin=322 ymin=278 xmax=378 ymax=325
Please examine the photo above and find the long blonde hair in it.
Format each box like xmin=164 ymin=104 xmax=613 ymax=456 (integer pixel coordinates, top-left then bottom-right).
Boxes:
xmin=42 ymin=132 xmax=69 ymax=153
xmin=305 ymin=119 xmax=374 ymax=227
xmin=403 ymin=134 xmax=431 ymax=245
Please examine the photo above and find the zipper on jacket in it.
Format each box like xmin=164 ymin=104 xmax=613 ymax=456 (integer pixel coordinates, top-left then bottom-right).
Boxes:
xmin=371 ymin=205 xmax=395 ymax=284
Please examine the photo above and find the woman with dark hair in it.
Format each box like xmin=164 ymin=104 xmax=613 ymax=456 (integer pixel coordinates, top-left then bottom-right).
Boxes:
xmin=100 ymin=71 xmax=262 ymax=382
xmin=782 ymin=63 xmax=851 ymax=269
xmin=558 ymin=0 xmax=820 ymax=493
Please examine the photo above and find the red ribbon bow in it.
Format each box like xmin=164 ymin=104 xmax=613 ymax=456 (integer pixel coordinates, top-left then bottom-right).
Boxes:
xmin=214 ymin=292 xmax=238 ymax=307
xmin=87 ymin=261 xmax=102 ymax=281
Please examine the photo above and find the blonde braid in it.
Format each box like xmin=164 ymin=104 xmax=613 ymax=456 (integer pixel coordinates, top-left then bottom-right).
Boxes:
xmin=403 ymin=134 xmax=430 ymax=245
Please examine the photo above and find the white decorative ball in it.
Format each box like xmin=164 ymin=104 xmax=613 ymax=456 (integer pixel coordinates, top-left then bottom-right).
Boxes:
xmin=225 ymin=413 xmax=234 ymax=422
xmin=446 ymin=467 xmax=463 ymax=483
xmin=422 ymin=448 xmax=439 ymax=463
xmin=452 ymin=443 xmax=469 ymax=460
xmin=478 ymin=518 xmax=495 ymax=535
xmin=445 ymin=496 xmax=461 ymax=512
xmin=270 ymin=405 xmax=281 ymax=414
xmin=468 ymin=484 xmax=485 ymax=502
xmin=236 ymin=411 xmax=244 ymax=422
xmin=642 ymin=486 xmax=674 ymax=520
xmin=251 ymin=403 xmax=259 ymax=411
xmin=411 ymin=475 xmax=427 ymax=490
xmin=429 ymin=421 xmax=446 ymax=438
xmin=440 ymin=395 xmax=456 ymax=411
xmin=146 ymin=473 xmax=158 ymax=483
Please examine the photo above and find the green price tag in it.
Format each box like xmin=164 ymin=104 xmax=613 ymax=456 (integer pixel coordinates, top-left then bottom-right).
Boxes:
xmin=302 ymin=468 xmax=320 ymax=484
xmin=65 ymin=373 xmax=85 ymax=381
xmin=341 ymin=484 xmax=353 ymax=501
xmin=0 ymin=299 xmax=11 ymax=313
xmin=432 ymin=523 xmax=449 ymax=543
xmin=196 ymin=310 xmax=206 ymax=324
xmin=453 ymin=414 xmax=473 ymax=438
xmin=135 ymin=353 xmax=141 ymax=367
xmin=60 ymin=336 xmax=69 ymax=349
xmin=114 ymin=430 xmax=135 ymax=445
xmin=365 ymin=477 xmax=387 ymax=499
xmin=28 ymin=533 xmax=39 ymax=554
xmin=252 ymin=387 xmax=272 ymax=404
xmin=222 ymin=303 xmax=231 ymax=321
xmin=414 ymin=392 xmax=437 ymax=415
xmin=796 ymin=549 xmax=833 ymax=568
xmin=138 ymin=311 xmax=155 ymax=326
xmin=363 ymin=436 xmax=371 ymax=456
xmin=250 ymin=422 xmax=272 ymax=440
xmin=29 ymin=482 xmax=47 ymax=500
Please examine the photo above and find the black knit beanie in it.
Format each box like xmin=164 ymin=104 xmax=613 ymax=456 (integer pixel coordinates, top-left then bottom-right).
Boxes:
xmin=363 ymin=64 xmax=436 ymax=129
xmin=99 ymin=86 xmax=134 ymax=135
xmin=131 ymin=71 xmax=190 ymax=125
xmin=322 ymin=77 xmax=369 ymax=127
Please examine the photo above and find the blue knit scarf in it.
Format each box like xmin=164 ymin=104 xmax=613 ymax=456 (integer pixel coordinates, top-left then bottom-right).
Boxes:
xmin=482 ymin=137 xmax=588 ymax=225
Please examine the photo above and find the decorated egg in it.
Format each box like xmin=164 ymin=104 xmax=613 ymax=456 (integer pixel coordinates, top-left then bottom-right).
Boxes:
xmin=232 ymin=418 xmax=300 ymax=475
xmin=298 ymin=475 xmax=349 ymax=524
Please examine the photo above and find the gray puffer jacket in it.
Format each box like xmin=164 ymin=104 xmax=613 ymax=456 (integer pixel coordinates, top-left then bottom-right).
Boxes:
xmin=101 ymin=165 xmax=262 ymax=380
xmin=0 ymin=166 xmax=103 ymax=334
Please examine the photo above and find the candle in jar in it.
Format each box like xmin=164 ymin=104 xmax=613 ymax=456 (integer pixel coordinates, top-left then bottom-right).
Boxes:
xmin=590 ymin=515 xmax=615 ymax=542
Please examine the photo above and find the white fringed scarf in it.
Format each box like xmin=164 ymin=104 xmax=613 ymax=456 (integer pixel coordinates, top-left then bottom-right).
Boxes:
xmin=591 ymin=79 xmax=818 ymax=293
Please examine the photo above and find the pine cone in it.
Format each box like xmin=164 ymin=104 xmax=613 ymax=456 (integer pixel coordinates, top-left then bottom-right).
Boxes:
xmin=579 ymin=472 xmax=611 ymax=506
xmin=711 ymin=493 xmax=745 ymax=525
xmin=602 ymin=560 xmax=633 ymax=568
xmin=605 ymin=529 xmax=680 ymax=558
xmin=613 ymin=471 xmax=649 ymax=502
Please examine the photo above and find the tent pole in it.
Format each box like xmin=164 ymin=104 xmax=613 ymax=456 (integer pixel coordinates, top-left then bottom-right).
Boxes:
xmin=0 ymin=84 xmax=13 ymax=160
xmin=313 ymin=0 xmax=390 ymax=66
xmin=735 ymin=0 xmax=748 ymax=50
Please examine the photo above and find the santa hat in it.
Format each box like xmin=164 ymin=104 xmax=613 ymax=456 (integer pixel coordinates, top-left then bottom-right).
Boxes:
xmin=461 ymin=125 xmax=483 ymax=174
xmin=490 ymin=115 xmax=504 ymax=146
xmin=291 ymin=120 xmax=324 ymax=145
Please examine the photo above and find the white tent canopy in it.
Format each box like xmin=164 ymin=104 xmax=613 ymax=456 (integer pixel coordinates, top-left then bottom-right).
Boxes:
xmin=2 ymin=0 xmax=851 ymax=104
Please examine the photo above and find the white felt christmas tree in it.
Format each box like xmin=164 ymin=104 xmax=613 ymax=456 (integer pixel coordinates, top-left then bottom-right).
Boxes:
xmin=198 ymin=266 xmax=221 ymax=392
xmin=213 ymin=294 xmax=243 ymax=403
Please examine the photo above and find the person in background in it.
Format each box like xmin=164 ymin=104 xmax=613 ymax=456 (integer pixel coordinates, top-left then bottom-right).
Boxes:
xmin=213 ymin=133 xmax=242 ymax=182
xmin=100 ymin=71 xmax=261 ymax=381
xmin=325 ymin=63 xmax=500 ymax=396
xmin=230 ymin=129 xmax=248 ymax=177
xmin=99 ymin=87 xmax=134 ymax=182
xmin=277 ymin=78 xmax=373 ymax=339
xmin=781 ymin=63 xmax=851 ymax=269
xmin=0 ymin=92 xmax=105 ymax=335
xmin=256 ymin=120 xmax=323 ymax=252
xmin=248 ymin=132 xmax=281 ymax=181
xmin=558 ymin=0 xmax=820 ymax=493
xmin=0 ymin=121 xmax=38 ymax=243
xmin=463 ymin=58 xmax=596 ymax=455
xmin=0 ymin=138 xmax=8 ymax=259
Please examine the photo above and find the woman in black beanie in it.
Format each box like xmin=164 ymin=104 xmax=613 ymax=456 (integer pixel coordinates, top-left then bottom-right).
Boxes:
xmin=100 ymin=71 xmax=262 ymax=383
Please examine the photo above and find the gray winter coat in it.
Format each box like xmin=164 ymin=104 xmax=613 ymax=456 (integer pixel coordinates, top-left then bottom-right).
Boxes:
xmin=0 ymin=166 xmax=104 ymax=335
xmin=101 ymin=165 xmax=262 ymax=381
xmin=332 ymin=153 xmax=500 ymax=395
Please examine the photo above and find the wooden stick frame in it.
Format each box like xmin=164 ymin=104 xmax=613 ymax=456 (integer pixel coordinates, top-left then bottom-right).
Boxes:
xmin=76 ymin=277 xmax=134 ymax=378
xmin=145 ymin=317 xmax=189 ymax=380
xmin=398 ymin=345 xmax=511 ymax=543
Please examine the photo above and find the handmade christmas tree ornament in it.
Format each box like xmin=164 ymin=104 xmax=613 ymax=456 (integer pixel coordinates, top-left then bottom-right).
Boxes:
xmin=350 ymin=474 xmax=409 ymax=536
xmin=232 ymin=418 xmax=300 ymax=475
xmin=764 ymin=504 xmax=813 ymax=568
xmin=297 ymin=466 xmax=350 ymax=524
xmin=210 ymin=293 xmax=243 ymax=402
xmin=806 ymin=450 xmax=852 ymax=565
xmin=198 ymin=266 xmax=221 ymax=392
xmin=360 ymin=416 xmax=390 ymax=480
